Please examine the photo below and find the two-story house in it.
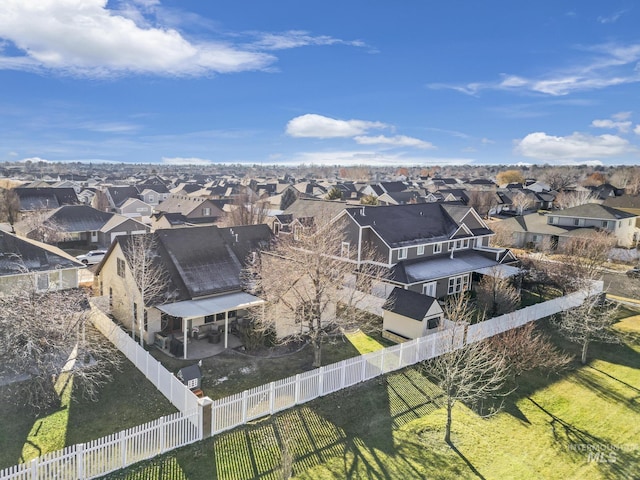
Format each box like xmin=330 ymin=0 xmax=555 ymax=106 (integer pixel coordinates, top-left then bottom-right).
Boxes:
xmin=96 ymin=225 xmax=272 ymax=359
xmin=335 ymin=203 xmax=517 ymax=299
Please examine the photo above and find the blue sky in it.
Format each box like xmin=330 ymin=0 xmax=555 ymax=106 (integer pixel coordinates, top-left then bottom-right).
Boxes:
xmin=1 ymin=1 xmax=639 ymax=167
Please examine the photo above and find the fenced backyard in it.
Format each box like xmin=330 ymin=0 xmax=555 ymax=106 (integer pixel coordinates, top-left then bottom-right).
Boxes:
xmin=0 ymin=282 xmax=603 ymax=480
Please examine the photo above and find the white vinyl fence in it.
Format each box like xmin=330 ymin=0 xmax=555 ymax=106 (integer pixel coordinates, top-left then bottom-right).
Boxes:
xmin=0 ymin=282 xmax=602 ymax=479
xmin=89 ymin=301 xmax=200 ymax=415
xmin=0 ymin=410 xmax=200 ymax=480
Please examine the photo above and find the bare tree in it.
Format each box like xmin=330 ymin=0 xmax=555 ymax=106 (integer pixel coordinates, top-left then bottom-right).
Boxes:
xmin=0 ymin=282 xmax=120 ymax=411
xmin=475 ymin=269 xmax=520 ymax=317
xmin=19 ymin=208 xmax=67 ymax=245
xmin=222 ymin=192 xmax=271 ymax=227
xmin=92 ymin=188 xmax=112 ymax=212
xmin=488 ymin=322 xmax=572 ymax=381
xmin=245 ymin=211 xmax=388 ymax=367
xmin=0 ymin=187 xmax=21 ymax=233
xmin=511 ymin=191 xmax=532 ymax=214
xmin=422 ymin=295 xmax=510 ymax=443
xmin=466 ymin=190 xmax=498 ymax=218
xmin=541 ymin=167 xmax=578 ymax=191
xmin=553 ymin=293 xmax=620 ymax=365
xmin=554 ymin=190 xmax=596 ymax=209
xmin=120 ymin=233 xmax=171 ymax=346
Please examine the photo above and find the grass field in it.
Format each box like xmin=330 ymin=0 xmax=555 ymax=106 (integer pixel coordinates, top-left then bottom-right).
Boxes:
xmin=104 ymin=314 xmax=640 ymax=480
xmin=0 ymin=360 xmax=177 ymax=469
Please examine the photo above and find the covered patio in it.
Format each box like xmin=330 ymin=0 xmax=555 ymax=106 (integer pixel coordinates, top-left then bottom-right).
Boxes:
xmin=155 ymin=291 xmax=265 ymax=360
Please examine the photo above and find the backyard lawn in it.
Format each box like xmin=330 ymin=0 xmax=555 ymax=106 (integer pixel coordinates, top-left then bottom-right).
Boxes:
xmin=104 ymin=314 xmax=640 ymax=480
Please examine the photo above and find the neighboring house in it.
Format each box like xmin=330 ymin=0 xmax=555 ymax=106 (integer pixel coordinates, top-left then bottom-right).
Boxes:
xmin=96 ymin=225 xmax=272 ymax=358
xmin=335 ymin=203 xmax=518 ymax=299
xmin=155 ymin=194 xmax=225 ymax=224
xmin=104 ymin=186 xmax=140 ymax=211
xmin=150 ymin=212 xmax=190 ymax=230
xmin=603 ymin=195 xmax=640 ymax=230
xmin=546 ymin=204 xmax=637 ymax=247
xmin=496 ymin=203 xmax=639 ymax=249
xmin=0 ymin=231 xmax=83 ymax=293
xmin=23 ymin=205 xmax=149 ymax=248
xmin=117 ymin=197 xmax=153 ymax=218
xmin=381 ymin=287 xmax=446 ymax=342
xmin=15 ymin=187 xmax=79 ymax=212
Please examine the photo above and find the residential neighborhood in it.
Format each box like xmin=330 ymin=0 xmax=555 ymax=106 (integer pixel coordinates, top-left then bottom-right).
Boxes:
xmin=1 ymin=161 xmax=639 ymax=479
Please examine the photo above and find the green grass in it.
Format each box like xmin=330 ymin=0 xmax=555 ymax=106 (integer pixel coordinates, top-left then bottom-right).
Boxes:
xmin=0 ymin=359 xmax=176 ymax=470
xmin=104 ymin=314 xmax=640 ymax=480
xmin=344 ymin=329 xmax=385 ymax=354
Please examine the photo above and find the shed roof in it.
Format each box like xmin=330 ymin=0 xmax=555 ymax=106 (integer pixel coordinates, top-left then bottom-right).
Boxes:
xmin=382 ymin=287 xmax=440 ymax=321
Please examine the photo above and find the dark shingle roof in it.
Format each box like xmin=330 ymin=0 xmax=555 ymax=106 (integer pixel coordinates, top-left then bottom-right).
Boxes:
xmin=382 ymin=287 xmax=438 ymax=320
xmin=15 ymin=187 xmax=79 ymax=210
xmin=346 ymin=203 xmax=461 ymax=247
xmin=107 ymin=186 xmax=140 ymax=208
xmin=45 ymin=205 xmax=113 ymax=232
xmin=156 ymin=226 xmax=243 ymax=298
xmin=0 ymin=231 xmax=82 ymax=275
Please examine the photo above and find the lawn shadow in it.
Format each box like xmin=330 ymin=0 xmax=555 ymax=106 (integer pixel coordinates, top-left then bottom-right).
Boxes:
xmin=446 ymin=440 xmax=486 ymax=480
xmin=570 ymin=367 xmax=640 ymax=410
xmin=527 ymin=397 xmax=639 ymax=479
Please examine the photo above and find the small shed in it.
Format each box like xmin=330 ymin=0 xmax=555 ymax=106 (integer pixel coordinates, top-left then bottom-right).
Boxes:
xmin=382 ymin=287 xmax=444 ymax=342
xmin=177 ymin=364 xmax=202 ymax=390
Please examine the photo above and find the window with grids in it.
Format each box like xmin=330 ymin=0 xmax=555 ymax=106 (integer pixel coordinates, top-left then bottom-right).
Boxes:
xmin=448 ymin=274 xmax=469 ymax=294
xmin=417 ymin=245 xmax=425 ymax=255
xmin=117 ymin=258 xmax=126 ymax=278
xmin=398 ymin=247 xmax=408 ymax=260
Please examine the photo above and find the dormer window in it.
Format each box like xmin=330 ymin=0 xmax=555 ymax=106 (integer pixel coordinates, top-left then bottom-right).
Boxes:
xmin=417 ymin=245 xmax=425 ymax=255
xmin=398 ymin=247 xmax=408 ymax=260
xmin=434 ymin=243 xmax=442 ymax=254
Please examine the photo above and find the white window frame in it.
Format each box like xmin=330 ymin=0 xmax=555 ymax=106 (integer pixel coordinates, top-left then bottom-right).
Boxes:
xmin=448 ymin=274 xmax=469 ymax=295
xmin=422 ymin=281 xmax=437 ymax=297
xmin=398 ymin=247 xmax=408 ymax=260
xmin=434 ymin=243 xmax=442 ymax=254
xmin=417 ymin=245 xmax=425 ymax=255
xmin=341 ymin=242 xmax=350 ymax=258
xmin=475 ymin=237 xmax=483 ymax=248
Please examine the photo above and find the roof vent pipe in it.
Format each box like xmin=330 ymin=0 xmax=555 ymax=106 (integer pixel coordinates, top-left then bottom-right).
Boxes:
xmin=360 ymin=206 xmax=365 ymax=216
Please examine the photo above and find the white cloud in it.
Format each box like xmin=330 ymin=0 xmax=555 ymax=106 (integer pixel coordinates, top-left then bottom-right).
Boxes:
xmin=0 ymin=0 xmax=275 ymax=77
xmin=514 ymin=132 xmax=633 ymax=161
xmin=249 ymin=30 xmax=367 ymax=51
xmin=286 ymin=114 xmax=387 ymax=138
xmin=612 ymin=111 xmax=632 ymax=121
xmin=353 ymin=135 xmax=434 ymax=149
xmin=284 ymin=150 xmax=472 ymax=166
xmin=79 ymin=121 xmax=141 ymax=133
xmin=162 ymin=156 xmax=213 ymax=165
xmin=635 ymin=125 xmax=640 ymax=135
xmin=597 ymin=10 xmax=627 ymax=24
xmin=591 ymin=117 xmax=632 ymax=133
xmin=430 ymin=42 xmax=640 ymax=96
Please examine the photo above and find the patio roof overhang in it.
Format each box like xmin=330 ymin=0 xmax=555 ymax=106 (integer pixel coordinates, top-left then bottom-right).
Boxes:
xmin=474 ymin=264 xmax=521 ymax=279
xmin=156 ymin=291 xmax=265 ymax=319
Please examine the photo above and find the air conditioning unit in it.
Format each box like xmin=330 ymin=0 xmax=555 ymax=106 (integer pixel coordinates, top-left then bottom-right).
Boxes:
xmin=154 ymin=332 xmax=170 ymax=350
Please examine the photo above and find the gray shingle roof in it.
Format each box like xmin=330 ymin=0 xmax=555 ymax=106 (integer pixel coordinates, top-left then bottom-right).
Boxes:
xmin=383 ymin=287 xmax=438 ymax=321
xmin=554 ymin=203 xmax=636 ymax=220
xmin=0 ymin=231 xmax=82 ymax=275
xmin=346 ymin=203 xmax=463 ymax=247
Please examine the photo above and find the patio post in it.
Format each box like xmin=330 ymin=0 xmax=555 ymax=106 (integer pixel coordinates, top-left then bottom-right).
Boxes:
xmin=224 ymin=311 xmax=228 ymax=349
xmin=183 ymin=317 xmax=188 ymax=360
